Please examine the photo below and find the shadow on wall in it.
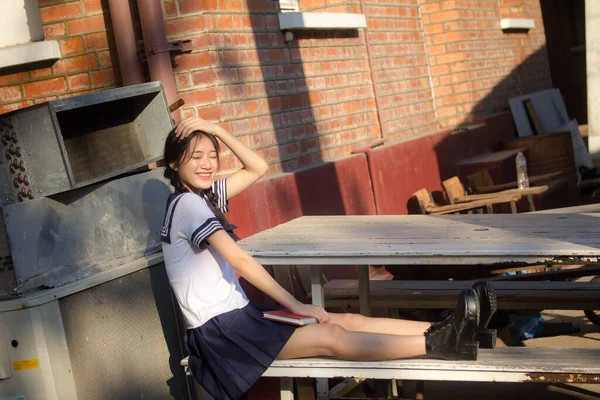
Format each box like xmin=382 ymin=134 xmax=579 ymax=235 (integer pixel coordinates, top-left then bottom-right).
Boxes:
xmin=406 ymin=45 xmax=554 ymax=213
xmin=214 ymin=3 xmax=357 ymax=217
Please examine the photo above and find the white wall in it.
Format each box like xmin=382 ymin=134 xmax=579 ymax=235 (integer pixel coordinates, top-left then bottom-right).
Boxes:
xmin=0 ymin=0 xmax=43 ymax=48
xmin=586 ymin=0 xmax=600 ymax=159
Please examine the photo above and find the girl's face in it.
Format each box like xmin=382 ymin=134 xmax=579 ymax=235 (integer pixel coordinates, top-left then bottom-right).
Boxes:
xmin=173 ymin=135 xmax=219 ymax=192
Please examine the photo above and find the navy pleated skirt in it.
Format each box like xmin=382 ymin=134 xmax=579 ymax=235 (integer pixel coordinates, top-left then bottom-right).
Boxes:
xmin=186 ymin=303 xmax=297 ymax=400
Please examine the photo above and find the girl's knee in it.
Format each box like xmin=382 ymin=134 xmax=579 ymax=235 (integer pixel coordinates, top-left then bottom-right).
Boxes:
xmin=322 ymin=323 xmax=350 ymax=356
xmin=332 ymin=312 xmax=368 ymax=330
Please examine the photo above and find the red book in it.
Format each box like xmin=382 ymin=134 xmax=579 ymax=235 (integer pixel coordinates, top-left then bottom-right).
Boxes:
xmin=263 ymin=309 xmax=318 ymax=326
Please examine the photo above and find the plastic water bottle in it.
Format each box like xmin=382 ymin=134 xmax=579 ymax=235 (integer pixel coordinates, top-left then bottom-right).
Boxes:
xmin=515 ymin=152 xmax=529 ymax=189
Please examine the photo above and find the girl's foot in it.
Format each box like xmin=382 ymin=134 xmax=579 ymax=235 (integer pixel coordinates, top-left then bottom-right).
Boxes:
xmin=472 ymin=281 xmax=497 ymax=349
xmin=424 ymin=289 xmax=479 ymax=360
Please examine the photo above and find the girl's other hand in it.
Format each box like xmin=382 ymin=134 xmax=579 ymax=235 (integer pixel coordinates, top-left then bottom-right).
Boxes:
xmin=175 ymin=116 xmax=222 ymax=140
xmin=288 ymin=303 xmax=331 ymax=324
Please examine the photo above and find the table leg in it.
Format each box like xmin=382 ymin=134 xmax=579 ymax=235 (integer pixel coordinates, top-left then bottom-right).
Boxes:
xmin=527 ymin=194 xmax=536 ymax=211
xmin=358 ymin=266 xmax=371 ymax=317
xmin=310 ymin=265 xmax=328 ymax=397
xmin=310 ymin=265 xmax=324 ymax=307
xmin=280 ymin=377 xmax=294 ymax=400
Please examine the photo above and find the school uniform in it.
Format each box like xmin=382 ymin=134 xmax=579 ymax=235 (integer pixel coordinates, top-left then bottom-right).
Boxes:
xmin=161 ymin=179 xmax=296 ymax=400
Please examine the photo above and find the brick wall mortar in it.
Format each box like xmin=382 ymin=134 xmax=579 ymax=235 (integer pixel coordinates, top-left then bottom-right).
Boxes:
xmin=362 ymin=0 xmax=437 ymax=138
xmin=420 ymin=0 xmax=551 ymax=127
xmin=0 ymin=0 xmax=553 ymax=175
xmin=0 ymin=0 xmax=123 ymax=114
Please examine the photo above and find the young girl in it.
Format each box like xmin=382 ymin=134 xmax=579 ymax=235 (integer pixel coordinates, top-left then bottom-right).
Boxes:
xmin=161 ymin=116 xmax=496 ymax=400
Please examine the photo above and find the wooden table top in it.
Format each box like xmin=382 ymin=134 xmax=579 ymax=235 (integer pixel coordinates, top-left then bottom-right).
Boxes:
xmin=238 ymin=214 xmax=600 ymax=265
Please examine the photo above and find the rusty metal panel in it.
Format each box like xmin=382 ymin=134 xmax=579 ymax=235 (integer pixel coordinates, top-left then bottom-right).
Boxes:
xmin=0 ymin=82 xmax=172 ymax=206
xmin=3 ymin=168 xmax=172 ymax=293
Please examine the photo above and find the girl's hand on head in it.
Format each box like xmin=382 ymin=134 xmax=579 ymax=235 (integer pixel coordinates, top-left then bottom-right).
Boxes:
xmin=175 ymin=116 xmax=222 ymax=140
xmin=288 ymin=303 xmax=331 ymax=324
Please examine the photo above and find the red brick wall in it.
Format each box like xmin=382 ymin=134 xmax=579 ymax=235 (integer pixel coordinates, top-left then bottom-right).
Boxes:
xmin=0 ymin=0 xmax=122 ymax=115
xmin=363 ymin=0 xmax=438 ymax=141
xmin=0 ymin=0 xmax=552 ymax=176
xmin=420 ymin=0 xmax=552 ymax=128
xmin=168 ymin=0 xmax=380 ymax=175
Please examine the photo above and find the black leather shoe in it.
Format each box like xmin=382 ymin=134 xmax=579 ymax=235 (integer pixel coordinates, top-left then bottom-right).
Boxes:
xmin=472 ymin=281 xmax=497 ymax=349
xmin=425 ymin=289 xmax=479 ymax=360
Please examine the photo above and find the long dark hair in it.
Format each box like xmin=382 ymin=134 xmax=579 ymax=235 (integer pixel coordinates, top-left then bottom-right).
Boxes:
xmin=163 ymin=127 xmax=230 ymax=228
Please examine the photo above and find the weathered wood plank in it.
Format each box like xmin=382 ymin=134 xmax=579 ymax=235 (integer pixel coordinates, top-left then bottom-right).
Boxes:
xmin=317 ymin=279 xmax=600 ymax=310
xmin=239 ymin=215 xmax=600 ymax=265
xmin=261 ymin=348 xmax=600 ymax=383
xmin=268 ymin=348 xmax=600 ymax=373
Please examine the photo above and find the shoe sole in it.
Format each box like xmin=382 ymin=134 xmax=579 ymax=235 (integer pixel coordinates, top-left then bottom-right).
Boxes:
xmin=474 ymin=282 xmax=497 ymax=349
xmin=458 ymin=289 xmax=480 ymax=360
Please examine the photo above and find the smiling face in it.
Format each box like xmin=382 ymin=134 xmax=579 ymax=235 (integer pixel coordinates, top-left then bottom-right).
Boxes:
xmin=172 ymin=134 xmax=219 ymax=192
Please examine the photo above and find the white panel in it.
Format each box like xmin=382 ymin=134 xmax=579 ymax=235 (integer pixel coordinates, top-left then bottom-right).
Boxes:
xmin=550 ymin=119 xmax=595 ymax=181
xmin=0 ymin=40 xmax=61 ymax=70
xmin=0 ymin=302 xmax=76 ymax=399
xmin=508 ymin=89 xmax=569 ymax=137
xmin=500 ymin=18 xmax=535 ymax=30
xmin=0 ymin=0 xmax=44 ymax=47
xmin=0 ymin=333 xmax=11 ymax=380
xmin=278 ymin=12 xmax=367 ymax=30
xmin=586 ymin=0 xmax=600 ymax=159
xmin=279 ymin=0 xmax=299 ymax=12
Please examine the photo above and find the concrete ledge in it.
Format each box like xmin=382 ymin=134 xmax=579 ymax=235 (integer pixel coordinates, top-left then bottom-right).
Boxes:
xmin=500 ymin=18 xmax=535 ymax=31
xmin=0 ymin=40 xmax=61 ymax=71
xmin=278 ymin=12 xmax=367 ymax=30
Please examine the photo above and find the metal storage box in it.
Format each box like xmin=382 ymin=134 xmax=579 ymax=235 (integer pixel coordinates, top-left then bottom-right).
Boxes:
xmin=3 ymin=168 xmax=172 ymax=293
xmin=0 ymin=82 xmax=172 ymax=206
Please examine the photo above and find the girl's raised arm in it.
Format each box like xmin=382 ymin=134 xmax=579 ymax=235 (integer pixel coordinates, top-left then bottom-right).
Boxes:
xmin=175 ymin=116 xmax=268 ymax=199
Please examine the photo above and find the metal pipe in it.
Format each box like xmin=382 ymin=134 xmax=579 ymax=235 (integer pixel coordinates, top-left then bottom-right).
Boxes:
xmin=359 ymin=0 xmax=385 ymax=139
xmin=107 ymin=0 xmax=145 ymax=86
xmin=136 ymin=0 xmax=181 ymax=123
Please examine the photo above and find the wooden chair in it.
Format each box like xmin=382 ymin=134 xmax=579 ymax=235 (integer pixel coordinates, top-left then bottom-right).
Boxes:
xmin=412 ymin=188 xmax=521 ymax=215
xmin=465 ymin=170 xmax=563 ymax=211
xmin=443 ymin=176 xmax=523 ymax=214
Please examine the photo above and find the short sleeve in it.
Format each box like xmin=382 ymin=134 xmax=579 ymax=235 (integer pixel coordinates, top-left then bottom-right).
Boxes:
xmin=177 ymin=193 xmax=223 ymax=250
xmin=211 ymin=178 xmax=229 ymax=213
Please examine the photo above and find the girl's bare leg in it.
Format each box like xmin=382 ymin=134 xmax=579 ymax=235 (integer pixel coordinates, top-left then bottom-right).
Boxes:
xmin=277 ymin=323 xmax=426 ymax=361
xmin=329 ymin=312 xmax=431 ymax=336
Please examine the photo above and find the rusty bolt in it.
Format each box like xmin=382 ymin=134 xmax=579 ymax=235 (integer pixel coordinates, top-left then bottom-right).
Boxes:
xmin=11 ymin=132 xmax=17 ymax=143
xmin=1 ymin=135 xmax=9 ymax=146
xmin=8 ymin=144 xmax=15 ymax=155
xmin=18 ymin=160 xmax=25 ymax=171
xmin=15 ymin=146 xmax=21 ymax=157
xmin=9 ymin=165 xmax=15 ymax=174
xmin=5 ymin=150 xmax=11 ymax=159
xmin=13 ymin=177 xmax=19 ymax=188
xmin=26 ymin=189 xmax=32 ymax=198
xmin=16 ymin=173 xmax=23 ymax=184
xmin=23 ymin=175 xmax=29 ymax=186
xmin=17 ymin=192 xmax=23 ymax=202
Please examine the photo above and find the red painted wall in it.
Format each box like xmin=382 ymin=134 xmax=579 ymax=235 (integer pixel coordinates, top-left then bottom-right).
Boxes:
xmin=228 ymin=152 xmax=376 ymax=239
xmin=357 ymin=112 xmax=518 ymax=215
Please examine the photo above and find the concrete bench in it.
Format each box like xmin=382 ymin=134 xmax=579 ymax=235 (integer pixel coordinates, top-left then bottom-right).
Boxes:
xmin=318 ymin=280 xmax=600 ymax=310
xmin=181 ymin=347 xmax=600 ymax=399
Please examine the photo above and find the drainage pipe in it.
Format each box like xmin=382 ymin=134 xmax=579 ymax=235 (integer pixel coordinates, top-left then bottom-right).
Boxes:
xmin=107 ymin=0 xmax=145 ymax=86
xmin=136 ymin=0 xmax=181 ymax=123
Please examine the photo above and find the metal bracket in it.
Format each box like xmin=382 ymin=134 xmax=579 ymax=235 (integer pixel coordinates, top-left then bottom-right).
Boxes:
xmin=150 ymin=40 xmax=192 ymax=56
